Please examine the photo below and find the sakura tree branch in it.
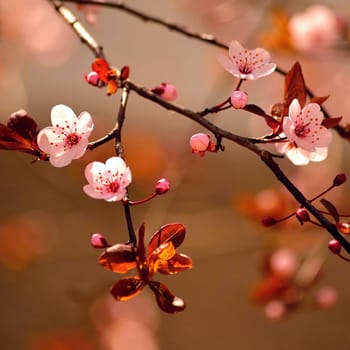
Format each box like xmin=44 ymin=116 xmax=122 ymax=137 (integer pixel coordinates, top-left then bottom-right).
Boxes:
xmin=48 ymin=0 xmax=104 ymax=57
xmin=49 ymin=0 xmax=350 ymax=254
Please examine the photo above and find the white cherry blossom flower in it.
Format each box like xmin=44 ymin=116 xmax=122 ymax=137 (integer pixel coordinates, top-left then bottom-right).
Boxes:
xmin=83 ymin=156 xmax=132 ymax=202
xmin=283 ymin=99 xmax=332 ymax=153
xmin=217 ymin=40 xmax=276 ymax=80
xmin=37 ymin=104 xmax=94 ymax=167
xmin=276 ymin=140 xmax=328 ymax=166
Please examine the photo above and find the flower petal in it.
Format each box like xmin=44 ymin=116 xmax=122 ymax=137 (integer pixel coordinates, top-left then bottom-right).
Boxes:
xmin=148 ymin=280 xmax=186 ymax=313
xmin=51 ymin=104 xmax=77 ymax=126
xmin=76 ymin=112 xmax=94 ymax=135
xmin=110 ymin=277 xmax=144 ymax=301
xmin=98 ymin=243 xmax=136 ymax=273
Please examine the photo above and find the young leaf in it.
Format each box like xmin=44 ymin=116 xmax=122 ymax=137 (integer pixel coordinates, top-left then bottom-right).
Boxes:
xmin=320 ymin=198 xmax=339 ymax=222
xmin=283 ymin=62 xmax=307 ymax=115
xmin=147 ymin=223 xmax=186 ymax=255
xmin=321 ymin=116 xmax=342 ymax=129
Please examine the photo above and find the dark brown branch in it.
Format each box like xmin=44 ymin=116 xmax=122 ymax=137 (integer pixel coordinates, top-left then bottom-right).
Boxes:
xmin=49 ymin=0 xmax=350 ymax=255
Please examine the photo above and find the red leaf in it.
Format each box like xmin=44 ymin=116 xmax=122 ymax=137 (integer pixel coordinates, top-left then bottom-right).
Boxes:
xmin=321 ymin=116 xmax=342 ymax=129
xmin=7 ymin=110 xmax=39 ymax=140
xmin=147 ymin=223 xmax=186 ymax=256
xmin=310 ymin=95 xmax=329 ymax=105
xmin=283 ymin=62 xmax=307 ymax=114
xmin=148 ymin=280 xmax=186 ymax=313
xmin=98 ymin=243 xmax=136 ymax=273
xmin=320 ymin=198 xmax=339 ymax=222
xmin=91 ymin=58 xmax=110 ymax=83
xmin=110 ymin=277 xmax=144 ymax=301
xmin=157 ymin=253 xmax=193 ymax=275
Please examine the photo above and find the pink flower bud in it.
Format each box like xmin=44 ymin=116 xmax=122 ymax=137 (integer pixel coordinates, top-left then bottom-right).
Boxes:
xmin=333 ymin=173 xmax=346 ymax=186
xmin=328 ymin=239 xmax=341 ymax=255
xmin=190 ymin=133 xmax=211 ymax=157
xmin=151 ymin=83 xmax=178 ymax=101
xmin=315 ymin=286 xmax=337 ymax=309
xmin=230 ymin=90 xmax=248 ymax=109
xmin=91 ymin=233 xmax=109 ymax=249
xmin=295 ymin=208 xmax=310 ymax=222
xmin=155 ymin=178 xmax=170 ymax=195
xmin=85 ymin=71 xmax=100 ymax=86
xmin=261 ymin=216 xmax=277 ymax=227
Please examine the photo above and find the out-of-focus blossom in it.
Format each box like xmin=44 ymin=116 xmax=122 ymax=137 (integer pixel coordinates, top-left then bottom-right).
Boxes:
xmin=77 ymin=0 xmax=105 ymax=25
xmin=0 ymin=211 xmax=55 ymax=271
xmin=37 ymin=105 xmax=94 ymax=167
xmin=98 ymin=223 xmax=192 ymax=313
xmin=269 ymin=248 xmax=299 ymax=279
xmin=289 ymin=5 xmax=341 ymax=52
xmin=90 ymin=294 xmax=159 ymax=350
xmin=315 ymin=286 xmax=337 ymax=309
xmin=27 ymin=330 xmax=94 ymax=350
xmin=230 ymin=90 xmax=248 ymax=109
xmin=0 ymin=109 xmax=48 ymax=161
xmin=264 ymin=300 xmax=286 ymax=321
xmin=0 ymin=0 xmax=76 ymax=66
xmin=151 ymin=83 xmax=178 ymax=101
xmin=83 ymin=156 xmax=132 ymax=202
xmin=217 ymin=40 xmax=276 ymax=80
xmin=276 ymin=99 xmax=332 ymax=165
xmin=190 ymin=133 xmax=215 ymax=156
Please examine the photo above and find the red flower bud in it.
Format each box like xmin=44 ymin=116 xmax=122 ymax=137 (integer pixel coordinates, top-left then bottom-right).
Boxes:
xmin=155 ymin=178 xmax=170 ymax=195
xmin=261 ymin=216 xmax=277 ymax=227
xmin=333 ymin=173 xmax=346 ymax=186
xmin=295 ymin=208 xmax=310 ymax=222
xmin=328 ymin=240 xmax=341 ymax=255
xmin=120 ymin=65 xmax=130 ymax=81
xmin=91 ymin=233 xmax=109 ymax=249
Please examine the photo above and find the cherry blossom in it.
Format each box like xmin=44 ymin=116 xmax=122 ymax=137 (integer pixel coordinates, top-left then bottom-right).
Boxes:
xmin=37 ymin=104 xmax=94 ymax=167
xmin=217 ymin=40 xmax=276 ymax=80
xmin=83 ymin=156 xmax=132 ymax=202
xmin=276 ymin=99 xmax=333 ymax=165
xmin=289 ymin=5 xmax=341 ymax=52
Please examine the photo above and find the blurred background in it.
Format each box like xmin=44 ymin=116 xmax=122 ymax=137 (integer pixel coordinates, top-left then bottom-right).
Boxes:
xmin=1 ymin=0 xmax=350 ymax=349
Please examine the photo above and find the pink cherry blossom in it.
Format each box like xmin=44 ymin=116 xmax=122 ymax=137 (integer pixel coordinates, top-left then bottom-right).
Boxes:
xmin=276 ymin=98 xmax=333 ymax=165
xmin=217 ymin=40 xmax=276 ymax=80
xmin=83 ymin=157 xmax=132 ymax=202
xmin=151 ymin=83 xmax=178 ymax=101
xmin=37 ymin=104 xmax=94 ymax=167
xmin=275 ymin=139 xmax=328 ymax=166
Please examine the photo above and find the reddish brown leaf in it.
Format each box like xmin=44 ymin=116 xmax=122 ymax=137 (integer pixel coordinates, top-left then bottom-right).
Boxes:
xmin=7 ymin=110 xmax=39 ymax=140
xmin=310 ymin=95 xmax=329 ymax=105
xmin=157 ymin=253 xmax=193 ymax=275
xmin=98 ymin=243 xmax=136 ymax=273
xmin=148 ymin=280 xmax=186 ymax=313
xmin=110 ymin=277 xmax=144 ymax=301
xmin=283 ymin=62 xmax=307 ymax=114
xmin=320 ymin=198 xmax=339 ymax=222
xmin=147 ymin=223 xmax=186 ymax=255
xmin=321 ymin=116 xmax=342 ymax=129
xmin=91 ymin=58 xmax=110 ymax=83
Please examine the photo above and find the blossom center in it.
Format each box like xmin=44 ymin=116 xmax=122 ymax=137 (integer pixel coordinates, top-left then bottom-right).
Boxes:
xmin=66 ymin=133 xmax=80 ymax=146
xmin=294 ymin=121 xmax=310 ymax=137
